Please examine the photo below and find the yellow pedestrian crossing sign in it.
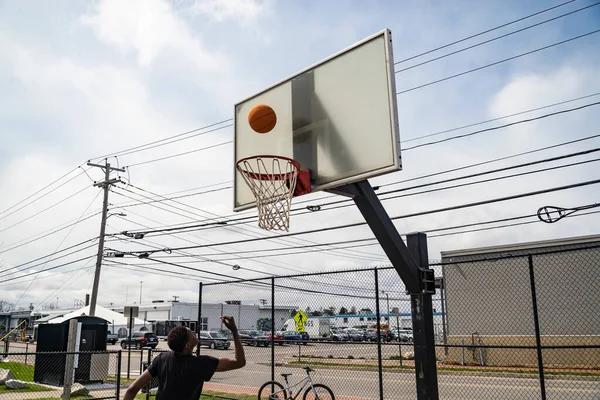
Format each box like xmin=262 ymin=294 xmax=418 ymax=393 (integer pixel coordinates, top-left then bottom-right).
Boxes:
xmin=293 ymin=310 xmax=308 ymax=332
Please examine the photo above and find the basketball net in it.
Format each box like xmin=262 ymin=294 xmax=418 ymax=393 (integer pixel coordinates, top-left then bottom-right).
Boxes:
xmin=236 ymin=156 xmax=299 ymax=232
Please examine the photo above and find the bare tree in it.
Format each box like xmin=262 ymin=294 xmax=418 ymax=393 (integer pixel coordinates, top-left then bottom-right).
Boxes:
xmin=0 ymin=300 xmax=15 ymax=312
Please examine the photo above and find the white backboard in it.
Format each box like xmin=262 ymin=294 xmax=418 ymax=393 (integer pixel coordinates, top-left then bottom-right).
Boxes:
xmin=234 ymin=29 xmax=401 ymax=211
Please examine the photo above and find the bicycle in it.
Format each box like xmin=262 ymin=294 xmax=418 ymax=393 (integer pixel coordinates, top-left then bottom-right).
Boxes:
xmin=258 ymin=366 xmax=334 ymax=399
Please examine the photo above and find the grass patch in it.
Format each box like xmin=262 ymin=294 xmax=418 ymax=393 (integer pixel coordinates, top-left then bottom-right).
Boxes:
xmin=106 ymin=375 xmax=136 ymax=384
xmin=1 ymin=361 xmax=35 ymax=381
xmin=0 ymin=384 xmax=54 ymax=394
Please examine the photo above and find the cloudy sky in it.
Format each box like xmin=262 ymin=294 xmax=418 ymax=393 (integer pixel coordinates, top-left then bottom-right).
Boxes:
xmin=1 ymin=0 xmax=599 ymax=313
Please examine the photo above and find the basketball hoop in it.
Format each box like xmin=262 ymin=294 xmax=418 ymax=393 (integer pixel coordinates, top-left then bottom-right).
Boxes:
xmin=236 ymin=155 xmax=310 ymax=231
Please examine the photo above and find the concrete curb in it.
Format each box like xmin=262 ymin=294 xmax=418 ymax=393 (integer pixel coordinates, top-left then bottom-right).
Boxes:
xmin=261 ymin=362 xmax=600 ymax=382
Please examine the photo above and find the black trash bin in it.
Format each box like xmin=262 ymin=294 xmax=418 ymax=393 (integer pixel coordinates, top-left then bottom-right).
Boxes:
xmin=34 ymin=316 xmax=108 ymax=386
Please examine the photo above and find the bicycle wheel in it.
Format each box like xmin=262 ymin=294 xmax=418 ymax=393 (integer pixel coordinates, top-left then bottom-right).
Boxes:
xmin=258 ymin=380 xmax=286 ymax=399
xmin=303 ymin=383 xmax=335 ymax=400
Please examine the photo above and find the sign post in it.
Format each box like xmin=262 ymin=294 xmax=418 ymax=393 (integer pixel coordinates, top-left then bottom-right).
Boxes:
xmin=293 ymin=310 xmax=307 ymax=333
xmin=124 ymin=306 xmax=139 ymax=379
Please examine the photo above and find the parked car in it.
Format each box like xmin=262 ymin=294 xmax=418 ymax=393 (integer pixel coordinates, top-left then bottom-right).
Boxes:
xmin=198 ymin=331 xmax=230 ymax=350
xmin=107 ymin=332 xmax=118 ymax=345
xmin=120 ymin=331 xmax=158 ymax=349
xmin=344 ymin=328 xmax=366 ymax=341
xmin=396 ymin=329 xmax=414 ymax=342
xmin=267 ymin=331 xmax=285 ymax=345
xmin=238 ymin=330 xmax=269 ymax=347
xmin=329 ymin=328 xmax=349 ymax=341
xmin=281 ymin=331 xmax=302 ymax=343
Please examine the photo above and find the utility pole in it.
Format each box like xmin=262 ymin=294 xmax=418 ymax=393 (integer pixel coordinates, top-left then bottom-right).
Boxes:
xmin=87 ymin=159 xmax=125 ymax=316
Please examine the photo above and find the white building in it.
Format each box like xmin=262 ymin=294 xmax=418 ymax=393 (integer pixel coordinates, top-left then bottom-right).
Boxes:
xmin=107 ymin=300 xmax=298 ymax=336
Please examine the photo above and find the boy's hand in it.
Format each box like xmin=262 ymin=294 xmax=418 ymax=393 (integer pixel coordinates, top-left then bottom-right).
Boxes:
xmin=220 ymin=316 xmax=238 ymax=332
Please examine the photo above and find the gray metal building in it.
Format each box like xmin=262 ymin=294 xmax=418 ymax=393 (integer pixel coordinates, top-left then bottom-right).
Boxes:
xmin=440 ymin=233 xmax=600 ymax=367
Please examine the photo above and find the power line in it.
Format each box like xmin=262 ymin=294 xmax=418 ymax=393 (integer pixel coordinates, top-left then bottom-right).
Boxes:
xmin=126 ymin=139 xmax=232 ymax=168
xmin=394 ymin=0 xmax=576 ymax=64
xmin=122 ymin=183 xmax=384 ymax=260
xmin=116 ymin=127 xmax=600 ymax=234
xmin=118 ymin=177 xmax=600 ymax=254
xmin=112 ymin=185 xmax=381 ymax=261
xmin=396 ymin=28 xmax=600 ymax=94
xmin=403 ymin=101 xmax=600 ymax=150
xmin=13 ymin=190 xmax=101 ymax=308
xmin=0 ymin=185 xmax=91 ymax=234
xmin=0 ymin=211 xmax=101 ymax=254
xmin=89 ymin=119 xmax=233 ymax=161
xmin=117 ymin=95 xmax=600 ymax=173
xmin=402 ymin=92 xmax=600 ymax=143
xmin=11 ymin=206 xmax=596 ymax=292
xmin=299 ymin=150 xmax=600 ymax=214
xmin=0 ymin=239 xmax=98 ymax=276
xmin=0 ymin=255 xmax=96 ymax=285
xmin=132 ymin=144 xmax=600 ymax=236
xmin=395 ymin=2 xmax=600 ymax=73
xmin=0 ymin=167 xmax=88 ymax=222
xmin=129 ymin=204 xmax=600 ymax=264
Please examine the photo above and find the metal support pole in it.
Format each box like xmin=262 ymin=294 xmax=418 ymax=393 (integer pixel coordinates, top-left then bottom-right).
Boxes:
xmin=396 ymin=310 xmax=403 ymax=366
xmin=116 ymin=350 xmax=122 ymax=400
xmin=127 ymin=308 xmax=133 ymax=379
xmin=145 ymin=349 xmax=152 ymax=400
xmin=374 ymin=269 xmax=384 ymax=400
xmin=271 ymin=277 xmax=275 ymax=392
xmin=528 ymin=255 xmax=547 ymax=400
xmin=439 ymin=276 xmax=448 ymax=355
xmin=330 ymin=180 xmax=439 ymax=399
xmin=196 ymin=282 xmax=203 ymax=356
xmin=407 ymin=232 xmax=439 ymax=400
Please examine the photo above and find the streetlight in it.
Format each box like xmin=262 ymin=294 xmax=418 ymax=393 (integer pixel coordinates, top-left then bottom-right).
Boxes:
xmin=107 ymin=212 xmax=127 ymax=219
xmin=140 ymin=281 xmax=143 ymax=304
xmin=382 ymin=290 xmax=403 ymax=366
xmin=381 ymin=291 xmax=390 ymax=326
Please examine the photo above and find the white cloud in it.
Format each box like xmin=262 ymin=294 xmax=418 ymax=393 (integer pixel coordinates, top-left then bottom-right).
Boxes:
xmin=1 ymin=0 xmax=599 ymax=313
xmin=191 ymin=0 xmax=274 ymax=28
xmin=80 ymin=0 xmax=229 ymax=73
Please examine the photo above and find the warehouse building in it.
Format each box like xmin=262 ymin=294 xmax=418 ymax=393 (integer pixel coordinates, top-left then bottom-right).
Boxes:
xmin=440 ymin=234 xmax=600 ymax=367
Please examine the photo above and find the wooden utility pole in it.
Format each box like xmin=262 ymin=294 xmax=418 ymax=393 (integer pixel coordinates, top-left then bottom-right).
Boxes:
xmin=87 ymin=160 xmax=125 ymax=316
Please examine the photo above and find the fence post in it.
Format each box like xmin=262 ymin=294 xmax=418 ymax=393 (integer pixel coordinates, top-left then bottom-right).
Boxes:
xmin=197 ymin=282 xmax=203 ymax=356
xmin=146 ymin=349 xmax=152 ymax=400
xmin=116 ymin=350 xmax=122 ymax=400
xmin=407 ymin=232 xmax=439 ymax=400
xmin=62 ymin=319 xmax=78 ymax=400
xmin=271 ymin=276 xmax=275 ymax=392
xmin=374 ymin=268 xmax=384 ymax=400
xmin=25 ymin=341 xmax=29 ymax=365
xmin=196 ymin=282 xmax=206 ymax=356
xmin=528 ymin=254 xmax=547 ymax=400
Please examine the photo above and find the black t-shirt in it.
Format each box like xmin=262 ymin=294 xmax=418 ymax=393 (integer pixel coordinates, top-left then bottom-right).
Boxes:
xmin=147 ymin=351 xmax=219 ymax=400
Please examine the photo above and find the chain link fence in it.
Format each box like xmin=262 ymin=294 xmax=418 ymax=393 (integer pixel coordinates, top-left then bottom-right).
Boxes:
xmin=2 ymin=244 xmax=597 ymax=399
xmin=198 ymin=244 xmax=599 ymax=399
xmin=0 ymin=348 xmax=122 ymax=399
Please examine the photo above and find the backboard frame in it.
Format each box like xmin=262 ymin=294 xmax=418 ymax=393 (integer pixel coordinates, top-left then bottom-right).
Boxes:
xmin=233 ymin=28 xmax=400 ymax=212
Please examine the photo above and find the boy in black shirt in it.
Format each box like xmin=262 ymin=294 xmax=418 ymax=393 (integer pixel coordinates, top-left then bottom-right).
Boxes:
xmin=123 ymin=316 xmax=246 ymax=400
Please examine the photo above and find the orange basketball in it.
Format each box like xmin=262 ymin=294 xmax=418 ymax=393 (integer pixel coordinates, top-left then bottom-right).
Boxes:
xmin=248 ymin=104 xmax=277 ymax=134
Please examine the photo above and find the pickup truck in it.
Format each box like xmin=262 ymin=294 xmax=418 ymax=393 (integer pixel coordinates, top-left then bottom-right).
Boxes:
xmin=107 ymin=332 xmax=119 ymax=345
